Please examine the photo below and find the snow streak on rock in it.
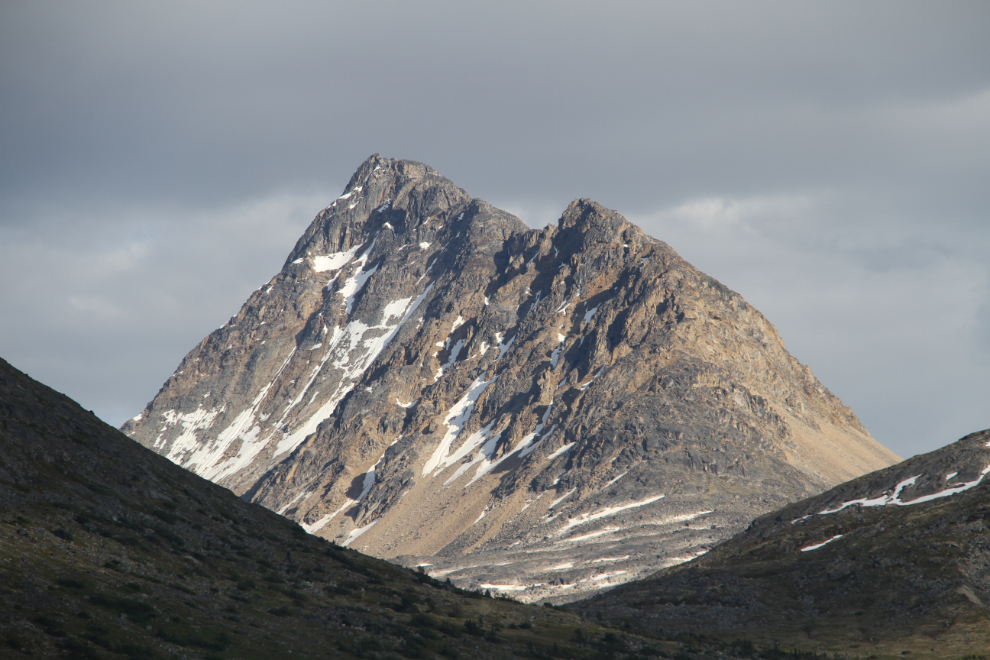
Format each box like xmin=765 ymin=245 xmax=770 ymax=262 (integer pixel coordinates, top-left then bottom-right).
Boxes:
xmin=125 ymin=155 xmax=900 ymax=605
xmin=423 ymin=376 xmax=496 ymax=477
xmin=276 ymin=283 xmax=433 ymax=459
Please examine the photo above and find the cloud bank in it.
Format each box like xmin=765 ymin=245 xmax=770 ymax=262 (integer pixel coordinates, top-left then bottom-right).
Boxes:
xmin=1 ymin=1 xmax=987 ymax=457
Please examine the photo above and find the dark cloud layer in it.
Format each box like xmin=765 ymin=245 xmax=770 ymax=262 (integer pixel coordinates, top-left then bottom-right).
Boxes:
xmin=1 ymin=1 xmax=987 ymax=458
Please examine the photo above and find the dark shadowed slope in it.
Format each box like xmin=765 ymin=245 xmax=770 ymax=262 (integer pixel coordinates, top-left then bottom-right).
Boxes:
xmin=574 ymin=429 xmax=990 ymax=658
xmin=0 ymin=356 xmax=729 ymax=660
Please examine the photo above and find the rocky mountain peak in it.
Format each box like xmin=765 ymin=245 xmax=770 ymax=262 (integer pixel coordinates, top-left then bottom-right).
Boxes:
xmin=558 ymin=198 xmax=644 ymax=242
xmin=124 ymin=155 xmax=898 ymax=602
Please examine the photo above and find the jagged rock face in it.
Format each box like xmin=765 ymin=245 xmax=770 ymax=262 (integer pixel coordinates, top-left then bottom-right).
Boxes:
xmin=123 ymin=155 xmax=899 ymax=603
xmin=573 ymin=429 xmax=990 ymax=655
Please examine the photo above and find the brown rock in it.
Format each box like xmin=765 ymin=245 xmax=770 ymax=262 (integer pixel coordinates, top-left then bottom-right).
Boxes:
xmin=123 ymin=155 xmax=899 ymax=602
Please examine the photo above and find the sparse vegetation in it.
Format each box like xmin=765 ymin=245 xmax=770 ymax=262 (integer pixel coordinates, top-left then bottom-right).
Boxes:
xmin=2 ymin=355 xmax=762 ymax=660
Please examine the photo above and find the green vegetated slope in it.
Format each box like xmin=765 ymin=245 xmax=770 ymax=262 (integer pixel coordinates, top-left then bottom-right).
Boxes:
xmin=573 ymin=429 xmax=990 ymax=659
xmin=0 ymin=357 xmax=745 ymax=660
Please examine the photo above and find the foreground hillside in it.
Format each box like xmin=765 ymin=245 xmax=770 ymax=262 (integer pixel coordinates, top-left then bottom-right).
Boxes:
xmin=123 ymin=155 xmax=897 ymax=601
xmin=574 ymin=429 xmax=990 ymax=658
xmin=0 ymin=357 xmax=739 ymax=660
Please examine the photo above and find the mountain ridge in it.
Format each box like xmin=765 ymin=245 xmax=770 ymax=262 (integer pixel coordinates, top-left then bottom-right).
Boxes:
xmin=123 ymin=155 xmax=899 ymax=601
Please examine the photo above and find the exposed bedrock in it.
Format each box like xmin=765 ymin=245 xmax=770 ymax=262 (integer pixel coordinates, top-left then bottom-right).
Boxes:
xmin=124 ymin=155 xmax=899 ymax=602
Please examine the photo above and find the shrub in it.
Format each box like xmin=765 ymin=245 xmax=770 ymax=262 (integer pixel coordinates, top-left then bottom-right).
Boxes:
xmin=53 ymin=528 xmax=74 ymax=541
xmin=90 ymin=595 xmax=156 ymax=624
xmin=57 ymin=578 xmax=86 ymax=589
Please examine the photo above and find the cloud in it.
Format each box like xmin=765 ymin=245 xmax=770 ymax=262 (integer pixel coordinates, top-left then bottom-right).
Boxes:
xmin=0 ymin=1 xmax=988 ymax=458
xmin=0 ymin=190 xmax=327 ymax=426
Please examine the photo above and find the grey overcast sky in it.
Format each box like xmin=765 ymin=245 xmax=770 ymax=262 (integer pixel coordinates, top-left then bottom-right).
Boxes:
xmin=1 ymin=1 xmax=987 ymax=459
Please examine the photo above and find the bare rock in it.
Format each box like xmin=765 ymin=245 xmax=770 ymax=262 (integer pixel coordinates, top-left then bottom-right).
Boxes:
xmin=123 ymin=155 xmax=899 ymax=602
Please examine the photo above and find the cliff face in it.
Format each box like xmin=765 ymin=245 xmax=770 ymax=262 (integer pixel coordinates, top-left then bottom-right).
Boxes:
xmin=123 ymin=155 xmax=899 ymax=602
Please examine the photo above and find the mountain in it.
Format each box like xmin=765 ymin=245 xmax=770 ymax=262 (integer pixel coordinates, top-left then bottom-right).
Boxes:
xmin=2 ymin=356 xmax=704 ymax=660
xmin=122 ymin=155 xmax=898 ymax=602
xmin=572 ymin=428 xmax=990 ymax=657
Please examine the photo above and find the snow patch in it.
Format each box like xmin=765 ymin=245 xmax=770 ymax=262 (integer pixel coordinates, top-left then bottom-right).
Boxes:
xmin=465 ymin=405 xmax=556 ymax=486
xmin=580 ymin=368 xmax=604 ymax=391
xmin=160 ymin=406 xmax=222 ymax=453
xmin=357 ymin=465 xmax=376 ymax=501
xmin=342 ymin=519 xmax=379 ymax=547
xmin=495 ymin=332 xmax=515 ymax=359
xmin=313 ymin=244 xmax=361 ymax=273
xmin=301 ymin=514 xmax=334 ymax=534
xmin=559 ymin=528 xmax=618 ymax=544
xmin=423 ymin=376 xmax=497 ymax=477
xmin=558 ymin=495 xmax=669 ymax=534
xmin=180 ymin=349 xmax=297 ymax=481
xmin=549 ymin=487 xmax=577 ymax=509
xmin=819 ymin=475 xmax=922 ymax=514
xmin=793 ymin=466 xmax=990 ymax=523
xmin=435 ymin=338 xmax=465 ymax=382
xmin=304 ymin=498 xmax=357 ymax=533
xmin=546 ymin=442 xmax=576 ymax=461
xmin=278 ymin=490 xmax=312 ymax=515
xmin=801 ymin=534 xmax=843 ymax=552
xmin=603 ymin=471 xmax=628 ymax=488
xmin=339 ymin=265 xmax=378 ymax=314
xmin=273 ymin=284 xmax=433 ymax=459
xmin=442 ymin=421 xmax=502 ymax=486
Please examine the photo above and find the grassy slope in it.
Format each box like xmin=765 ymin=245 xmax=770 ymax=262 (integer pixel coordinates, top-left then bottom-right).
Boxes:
xmin=0 ymin=357 xmax=735 ymax=660
xmin=572 ymin=431 xmax=990 ymax=659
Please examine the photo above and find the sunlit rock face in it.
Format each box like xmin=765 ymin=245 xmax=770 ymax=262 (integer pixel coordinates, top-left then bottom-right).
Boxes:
xmin=123 ymin=155 xmax=899 ymax=602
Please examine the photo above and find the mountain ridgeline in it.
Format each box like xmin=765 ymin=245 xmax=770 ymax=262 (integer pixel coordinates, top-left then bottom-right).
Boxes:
xmin=123 ymin=155 xmax=899 ymax=602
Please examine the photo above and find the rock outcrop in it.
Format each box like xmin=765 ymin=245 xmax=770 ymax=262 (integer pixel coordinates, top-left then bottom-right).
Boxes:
xmin=123 ymin=155 xmax=899 ymax=602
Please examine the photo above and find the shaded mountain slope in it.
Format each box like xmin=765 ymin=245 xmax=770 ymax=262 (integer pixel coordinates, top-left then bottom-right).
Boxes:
xmin=573 ymin=429 xmax=990 ymax=657
xmin=123 ymin=155 xmax=898 ymax=602
xmin=0 ymin=356 xmax=709 ymax=660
